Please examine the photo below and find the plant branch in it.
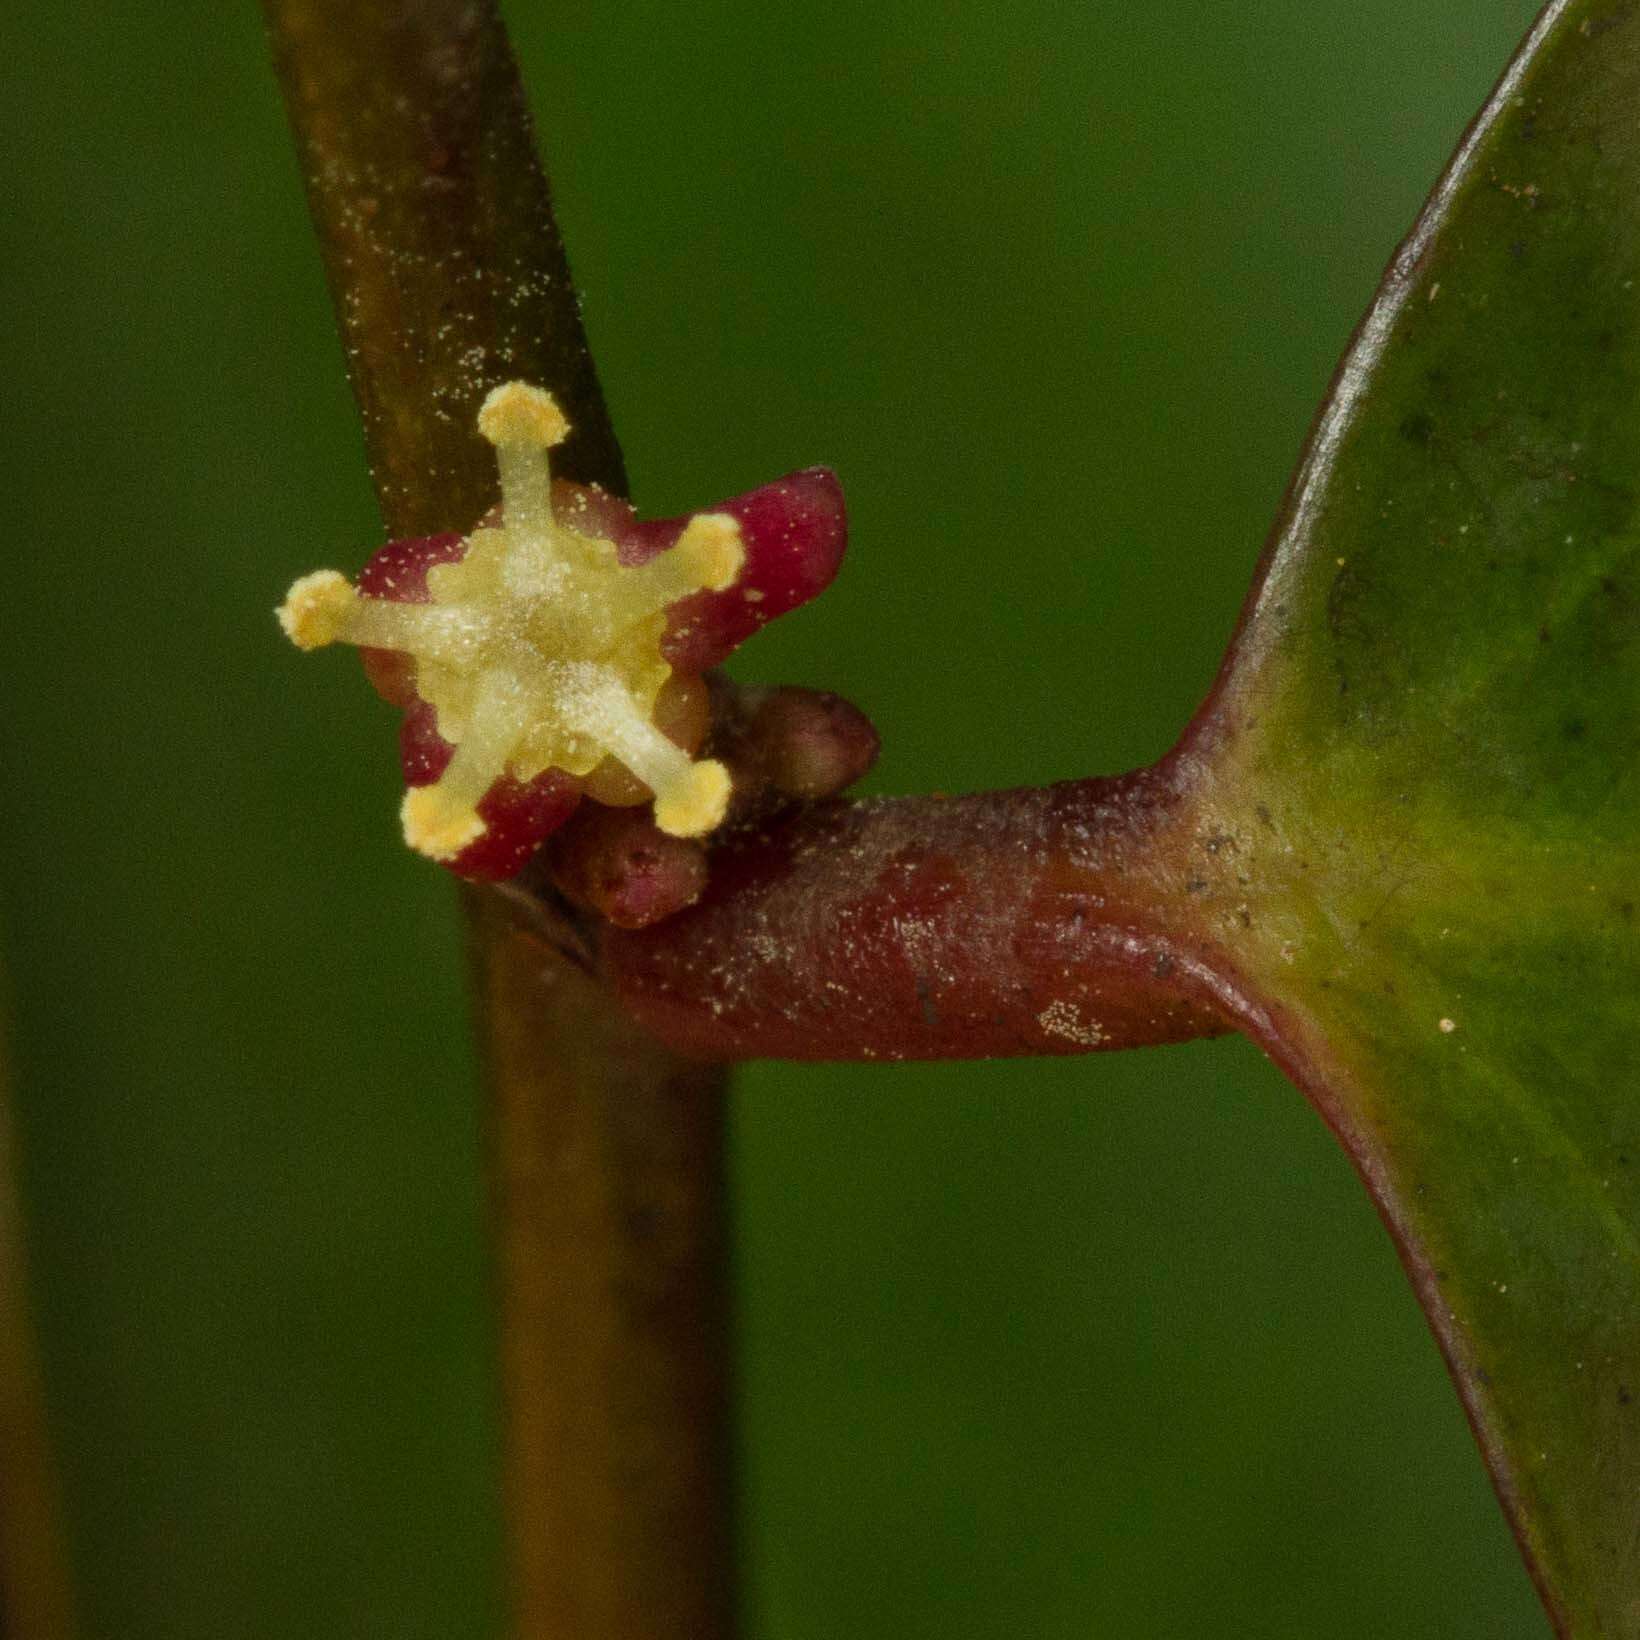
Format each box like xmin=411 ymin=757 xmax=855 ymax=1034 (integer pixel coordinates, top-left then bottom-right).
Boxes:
xmin=605 ymin=766 xmax=1238 ymax=1061
xmin=261 ymin=4 xmax=734 ymax=1635
xmin=263 ymin=0 xmax=625 ymax=525
xmin=467 ymin=892 xmax=732 ymax=1636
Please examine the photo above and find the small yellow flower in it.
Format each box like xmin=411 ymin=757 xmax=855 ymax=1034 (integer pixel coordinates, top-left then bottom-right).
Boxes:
xmin=279 ymin=383 xmax=741 ymax=862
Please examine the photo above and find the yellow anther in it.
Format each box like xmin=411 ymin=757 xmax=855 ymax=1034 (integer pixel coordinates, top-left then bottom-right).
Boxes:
xmin=477 ymin=382 xmax=569 ymax=449
xmin=278 ymin=570 xmax=355 ymax=650
xmin=675 ymin=513 xmax=745 ymax=592
xmin=400 ymin=787 xmax=486 ymax=861
xmin=653 ymin=760 xmax=733 ymax=837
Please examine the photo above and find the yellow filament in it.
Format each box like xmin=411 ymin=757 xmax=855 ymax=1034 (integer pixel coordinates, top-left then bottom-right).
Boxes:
xmin=620 ymin=515 xmax=745 ymax=620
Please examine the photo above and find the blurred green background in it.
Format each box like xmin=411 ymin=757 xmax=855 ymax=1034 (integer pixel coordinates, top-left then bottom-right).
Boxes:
xmin=0 ymin=0 xmax=1552 ymax=1635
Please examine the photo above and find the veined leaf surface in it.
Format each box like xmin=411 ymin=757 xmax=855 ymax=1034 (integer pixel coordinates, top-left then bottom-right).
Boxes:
xmin=1173 ymin=3 xmax=1640 ymax=1628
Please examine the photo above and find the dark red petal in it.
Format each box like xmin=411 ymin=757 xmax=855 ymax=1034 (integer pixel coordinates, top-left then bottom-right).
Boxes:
xmin=398 ymin=701 xmax=581 ymax=880
xmin=360 ymin=650 xmax=419 ymax=707
xmin=616 ymin=468 xmax=848 ymax=673
xmin=551 ymin=478 xmax=636 ymax=542
xmin=453 ymin=773 xmax=583 ymax=880
xmin=398 ymin=699 xmax=454 ymax=783
xmin=358 ymin=532 xmax=468 ymax=601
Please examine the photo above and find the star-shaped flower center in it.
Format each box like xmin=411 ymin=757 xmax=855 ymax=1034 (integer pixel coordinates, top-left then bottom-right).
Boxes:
xmin=279 ymin=382 xmax=739 ymax=860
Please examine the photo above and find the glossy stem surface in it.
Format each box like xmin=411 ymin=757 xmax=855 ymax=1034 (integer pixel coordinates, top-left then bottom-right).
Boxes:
xmin=262 ymin=3 xmax=734 ymax=1634
xmin=263 ymin=0 xmax=625 ymax=521
xmin=467 ymin=892 xmax=733 ymax=1637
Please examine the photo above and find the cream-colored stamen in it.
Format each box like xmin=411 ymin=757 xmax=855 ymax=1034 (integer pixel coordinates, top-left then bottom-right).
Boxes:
xmin=620 ymin=514 xmax=745 ymax=622
xmin=399 ymin=787 xmax=486 ymax=861
xmin=554 ymin=670 xmax=731 ymax=836
xmin=334 ymin=600 xmax=487 ymax=665
xmin=654 ymin=761 xmax=732 ymax=837
xmin=278 ymin=570 xmax=355 ymax=650
xmin=478 ymin=382 xmax=567 ymax=536
xmin=279 ymin=381 xmax=745 ymax=862
xmin=398 ymin=670 xmax=531 ymax=858
xmin=477 ymin=381 xmax=569 ymax=449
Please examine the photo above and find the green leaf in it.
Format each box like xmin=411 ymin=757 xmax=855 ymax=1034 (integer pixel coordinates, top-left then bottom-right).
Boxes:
xmin=1179 ymin=2 xmax=1640 ymax=1628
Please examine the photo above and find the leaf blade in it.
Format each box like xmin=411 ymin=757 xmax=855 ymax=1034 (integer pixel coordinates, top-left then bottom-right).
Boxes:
xmin=1177 ymin=3 xmax=1640 ymax=1627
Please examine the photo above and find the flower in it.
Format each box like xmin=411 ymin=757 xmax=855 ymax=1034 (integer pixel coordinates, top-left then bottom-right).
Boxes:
xmin=278 ymin=382 xmax=846 ymax=879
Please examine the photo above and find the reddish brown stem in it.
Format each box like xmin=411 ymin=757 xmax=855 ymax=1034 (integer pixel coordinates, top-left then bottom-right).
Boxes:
xmin=262 ymin=0 xmax=624 ymax=525
xmin=467 ymin=892 xmax=732 ymax=1637
xmin=605 ymin=765 xmax=1236 ymax=1062
xmin=261 ymin=3 xmax=734 ymax=1636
